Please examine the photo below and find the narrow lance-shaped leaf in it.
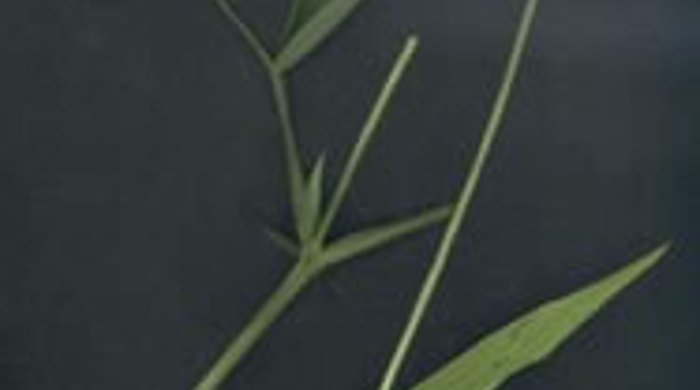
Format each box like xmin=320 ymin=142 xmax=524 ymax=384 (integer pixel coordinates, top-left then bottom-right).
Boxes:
xmin=282 ymin=0 xmax=331 ymax=41
xmin=265 ymin=227 xmax=299 ymax=257
xmin=320 ymin=204 xmax=452 ymax=266
xmin=297 ymin=154 xmax=326 ymax=241
xmin=410 ymin=242 xmax=671 ymax=390
xmin=275 ymin=0 xmax=365 ymax=72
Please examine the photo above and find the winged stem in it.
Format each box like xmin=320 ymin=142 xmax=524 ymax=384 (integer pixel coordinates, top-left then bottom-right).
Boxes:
xmin=376 ymin=1 xmax=541 ymax=389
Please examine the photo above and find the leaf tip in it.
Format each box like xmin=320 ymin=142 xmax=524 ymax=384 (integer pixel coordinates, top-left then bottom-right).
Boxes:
xmin=639 ymin=240 xmax=673 ymax=271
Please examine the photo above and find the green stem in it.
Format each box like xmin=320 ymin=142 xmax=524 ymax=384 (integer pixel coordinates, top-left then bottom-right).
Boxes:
xmin=316 ymin=36 xmax=420 ymax=240
xmin=192 ymin=259 xmax=315 ymax=390
xmin=270 ymin=70 xmax=305 ymax=224
xmin=376 ymin=1 xmax=541 ymax=390
xmin=215 ymin=0 xmax=305 ymax=228
xmin=214 ymin=0 xmax=273 ymax=69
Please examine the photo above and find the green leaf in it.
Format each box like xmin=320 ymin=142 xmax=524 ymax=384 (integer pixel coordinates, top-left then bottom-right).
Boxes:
xmin=410 ymin=242 xmax=671 ymax=390
xmin=320 ymin=204 xmax=452 ymax=266
xmin=265 ymin=227 xmax=299 ymax=257
xmin=297 ymin=155 xmax=326 ymax=241
xmin=282 ymin=0 xmax=330 ymax=41
xmin=275 ymin=0 xmax=365 ymax=72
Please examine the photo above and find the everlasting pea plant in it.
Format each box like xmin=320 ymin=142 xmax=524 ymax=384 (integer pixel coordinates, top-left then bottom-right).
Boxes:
xmin=190 ymin=0 xmax=672 ymax=389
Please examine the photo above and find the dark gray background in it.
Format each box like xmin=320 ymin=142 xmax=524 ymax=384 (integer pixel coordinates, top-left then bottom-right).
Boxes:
xmin=1 ymin=0 xmax=698 ymax=389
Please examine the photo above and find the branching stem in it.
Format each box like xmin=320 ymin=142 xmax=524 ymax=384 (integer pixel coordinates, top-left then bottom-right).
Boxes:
xmin=202 ymin=4 xmax=446 ymax=390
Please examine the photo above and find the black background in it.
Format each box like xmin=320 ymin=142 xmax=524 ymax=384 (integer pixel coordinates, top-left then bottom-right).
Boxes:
xmin=1 ymin=0 xmax=698 ymax=389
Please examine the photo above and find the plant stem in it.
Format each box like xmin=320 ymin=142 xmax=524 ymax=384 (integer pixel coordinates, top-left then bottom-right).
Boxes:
xmin=270 ymin=70 xmax=305 ymax=224
xmin=215 ymin=0 xmax=305 ymax=225
xmin=214 ymin=0 xmax=273 ymax=69
xmin=376 ymin=1 xmax=541 ymax=390
xmin=317 ymin=36 xmax=420 ymax=241
xmin=191 ymin=258 xmax=316 ymax=390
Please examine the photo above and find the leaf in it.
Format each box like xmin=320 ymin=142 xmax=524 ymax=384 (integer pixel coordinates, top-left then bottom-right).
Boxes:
xmin=282 ymin=0 xmax=330 ymax=41
xmin=410 ymin=242 xmax=671 ymax=390
xmin=275 ymin=0 xmax=365 ymax=72
xmin=320 ymin=204 xmax=452 ymax=266
xmin=297 ymin=155 xmax=326 ymax=241
xmin=265 ymin=227 xmax=299 ymax=257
